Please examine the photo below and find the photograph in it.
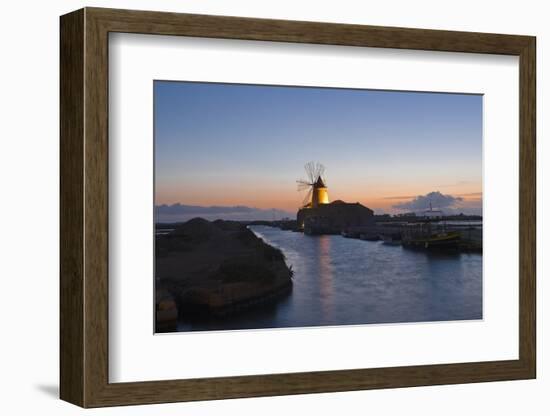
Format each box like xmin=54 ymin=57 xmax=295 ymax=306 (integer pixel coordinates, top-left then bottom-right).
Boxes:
xmin=153 ymin=80 xmax=483 ymax=333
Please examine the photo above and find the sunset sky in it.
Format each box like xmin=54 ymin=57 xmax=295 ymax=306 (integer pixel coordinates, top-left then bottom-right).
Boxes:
xmin=154 ymin=81 xmax=482 ymax=219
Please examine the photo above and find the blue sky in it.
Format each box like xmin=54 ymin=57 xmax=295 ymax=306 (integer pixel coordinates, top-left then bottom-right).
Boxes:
xmin=154 ymin=81 xmax=482 ymax=215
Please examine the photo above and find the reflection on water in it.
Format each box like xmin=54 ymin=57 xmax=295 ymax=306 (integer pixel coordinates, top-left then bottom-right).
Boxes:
xmin=317 ymin=236 xmax=334 ymax=318
xmin=178 ymin=226 xmax=482 ymax=332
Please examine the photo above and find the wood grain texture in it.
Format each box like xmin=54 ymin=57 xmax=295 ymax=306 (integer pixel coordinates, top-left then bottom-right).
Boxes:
xmin=89 ymin=7 xmax=532 ymax=54
xmin=83 ymin=10 xmax=110 ymax=406
xmin=59 ymin=7 xmax=537 ymax=408
xmin=59 ymin=8 xmax=84 ymax=407
xmin=518 ymin=38 xmax=536 ymax=375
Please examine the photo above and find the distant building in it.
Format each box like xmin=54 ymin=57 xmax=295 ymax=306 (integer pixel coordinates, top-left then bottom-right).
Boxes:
xmin=421 ymin=203 xmax=443 ymax=219
xmin=296 ymin=162 xmax=374 ymax=234
xmin=396 ymin=212 xmax=417 ymax=217
xmin=297 ymin=200 xmax=374 ymax=234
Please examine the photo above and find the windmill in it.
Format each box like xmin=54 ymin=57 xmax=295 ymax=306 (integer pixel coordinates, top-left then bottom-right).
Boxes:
xmin=297 ymin=162 xmax=330 ymax=208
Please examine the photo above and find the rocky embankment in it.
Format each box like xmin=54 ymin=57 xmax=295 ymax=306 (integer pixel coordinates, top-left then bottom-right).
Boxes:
xmin=155 ymin=218 xmax=293 ymax=331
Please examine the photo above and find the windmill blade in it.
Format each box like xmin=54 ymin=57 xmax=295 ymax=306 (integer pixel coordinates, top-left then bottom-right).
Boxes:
xmin=302 ymin=188 xmax=313 ymax=207
xmin=304 ymin=161 xmax=316 ymax=183
xmin=304 ymin=161 xmax=326 ymax=183
xmin=316 ymin=163 xmax=325 ymax=181
xmin=296 ymin=179 xmax=312 ymax=191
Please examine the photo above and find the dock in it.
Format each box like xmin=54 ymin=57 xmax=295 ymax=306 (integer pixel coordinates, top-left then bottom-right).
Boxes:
xmin=262 ymin=218 xmax=482 ymax=253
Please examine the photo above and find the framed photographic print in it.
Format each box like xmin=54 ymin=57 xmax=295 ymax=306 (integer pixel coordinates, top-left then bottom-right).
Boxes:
xmin=60 ymin=7 xmax=536 ymax=408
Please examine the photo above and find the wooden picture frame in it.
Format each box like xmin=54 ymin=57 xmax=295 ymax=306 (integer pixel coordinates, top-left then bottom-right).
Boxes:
xmin=60 ymin=7 xmax=536 ymax=408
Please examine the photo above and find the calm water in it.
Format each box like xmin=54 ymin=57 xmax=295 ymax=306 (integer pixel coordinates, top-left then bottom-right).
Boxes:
xmin=178 ymin=225 xmax=482 ymax=331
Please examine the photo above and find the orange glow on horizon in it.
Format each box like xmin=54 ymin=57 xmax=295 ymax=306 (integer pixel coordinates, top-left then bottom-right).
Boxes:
xmin=156 ymin=187 xmax=482 ymax=215
xmin=156 ymin=170 xmax=481 ymax=214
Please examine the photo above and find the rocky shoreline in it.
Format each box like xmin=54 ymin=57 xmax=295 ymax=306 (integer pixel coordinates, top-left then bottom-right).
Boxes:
xmin=155 ymin=218 xmax=293 ymax=332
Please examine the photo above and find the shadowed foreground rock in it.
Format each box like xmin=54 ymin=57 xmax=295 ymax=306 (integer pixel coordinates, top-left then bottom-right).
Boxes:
xmin=155 ymin=218 xmax=293 ymax=331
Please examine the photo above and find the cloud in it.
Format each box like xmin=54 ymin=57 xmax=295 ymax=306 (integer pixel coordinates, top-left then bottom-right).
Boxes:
xmin=392 ymin=191 xmax=463 ymax=212
xmin=155 ymin=203 xmax=294 ymax=223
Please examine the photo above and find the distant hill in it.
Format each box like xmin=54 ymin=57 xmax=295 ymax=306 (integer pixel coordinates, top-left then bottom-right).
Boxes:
xmin=155 ymin=203 xmax=294 ymax=223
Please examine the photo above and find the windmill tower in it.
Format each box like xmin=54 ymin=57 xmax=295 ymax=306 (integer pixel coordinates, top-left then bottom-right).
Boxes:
xmin=297 ymin=162 xmax=330 ymax=208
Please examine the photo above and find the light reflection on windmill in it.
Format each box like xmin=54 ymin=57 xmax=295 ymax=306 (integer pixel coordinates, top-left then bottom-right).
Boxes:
xmin=296 ymin=162 xmax=330 ymax=208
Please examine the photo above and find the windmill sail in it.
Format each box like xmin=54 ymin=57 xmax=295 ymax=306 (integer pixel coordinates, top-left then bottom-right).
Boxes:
xmin=302 ymin=188 xmax=313 ymax=207
xmin=296 ymin=162 xmax=329 ymax=208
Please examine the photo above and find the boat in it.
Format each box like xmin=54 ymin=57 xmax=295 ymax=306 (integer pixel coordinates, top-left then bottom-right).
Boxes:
xmin=379 ymin=232 xmax=401 ymax=245
xmin=341 ymin=230 xmax=357 ymax=238
xmin=401 ymin=206 xmax=461 ymax=250
xmin=359 ymin=232 xmax=380 ymax=241
xmin=402 ymin=231 xmax=461 ymax=249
